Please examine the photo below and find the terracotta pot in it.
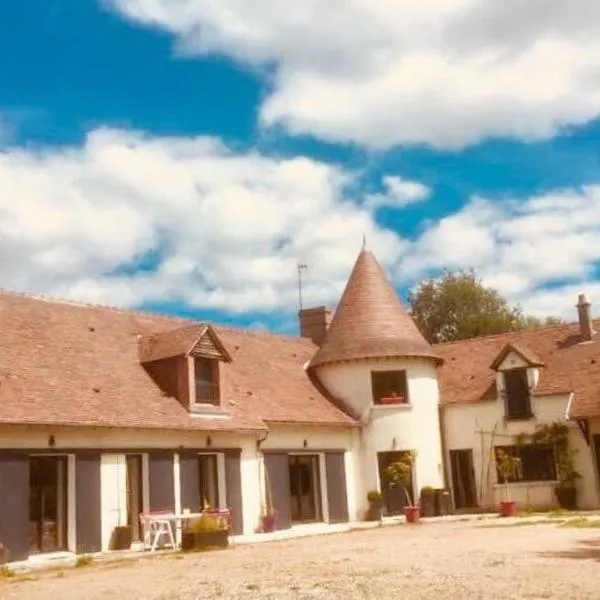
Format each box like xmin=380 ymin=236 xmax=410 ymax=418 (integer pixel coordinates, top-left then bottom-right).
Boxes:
xmin=403 ymin=506 xmax=421 ymax=523
xmin=500 ymin=500 xmax=517 ymax=517
xmin=262 ymin=514 xmax=277 ymax=533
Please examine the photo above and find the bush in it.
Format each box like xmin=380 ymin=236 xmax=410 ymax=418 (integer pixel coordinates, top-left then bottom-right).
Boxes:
xmin=188 ymin=513 xmax=228 ymax=534
xmin=367 ymin=490 xmax=383 ymax=503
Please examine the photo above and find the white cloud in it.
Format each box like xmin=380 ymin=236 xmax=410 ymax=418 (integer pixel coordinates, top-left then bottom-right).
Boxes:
xmin=399 ymin=186 xmax=600 ymax=319
xmin=0 ymin=128 xmax=404 ymax=313
xmin=364 ymin=176 xmax=430 ymax=211
xmin=108 ymin=0 xmax=600 ymax=149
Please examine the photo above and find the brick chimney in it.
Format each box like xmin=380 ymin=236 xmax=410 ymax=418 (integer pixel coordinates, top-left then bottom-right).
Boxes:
xmin=299 ymin=306 xmax=332 ymax=346
xmin=576 ymin=293 xmax=595 ymax=342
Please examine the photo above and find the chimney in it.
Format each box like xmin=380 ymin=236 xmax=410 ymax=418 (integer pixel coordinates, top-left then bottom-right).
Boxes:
xmin=576 ymin=293 xmax=595 ymax=342
xmin=298 ymin=306 xmax=332 ymax=346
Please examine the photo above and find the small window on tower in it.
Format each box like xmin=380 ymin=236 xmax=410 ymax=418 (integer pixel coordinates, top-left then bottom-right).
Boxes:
xmin=371 ymin=370 xmax=409 ymax=405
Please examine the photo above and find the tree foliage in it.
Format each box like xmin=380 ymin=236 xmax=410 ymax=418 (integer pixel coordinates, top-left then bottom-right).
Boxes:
xmin=408 ymin=270 xmax=562 ymax=344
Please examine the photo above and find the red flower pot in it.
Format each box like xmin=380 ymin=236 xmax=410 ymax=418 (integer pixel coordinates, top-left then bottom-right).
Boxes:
xmin=262 ymin=514 xmax=277 ymax=532
xmin=500 ymin=500 xmax=517 ymax=517
xmin=403 ymin=506 xmax=421 ymax=523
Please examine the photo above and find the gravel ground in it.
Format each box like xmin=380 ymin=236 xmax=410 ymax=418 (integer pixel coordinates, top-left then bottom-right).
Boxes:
xmin=1 ymin=520 xmax=600 ymax=600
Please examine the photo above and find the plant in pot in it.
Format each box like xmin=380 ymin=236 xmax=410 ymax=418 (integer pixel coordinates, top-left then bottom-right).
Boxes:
xmin=259 ymin=463 xmax=277 ymax=533
xmin=495 ymin=449 xmax=521 ymax=517
xmin=181 ymin=512 xmax=229 ymax=552
xmin=366 ymin=490 xmax=384 ymax=521
xmin=419 ymin=486 xmax=436 ymax=518
xmin=384 ymin=451 xmax=420 ymax=523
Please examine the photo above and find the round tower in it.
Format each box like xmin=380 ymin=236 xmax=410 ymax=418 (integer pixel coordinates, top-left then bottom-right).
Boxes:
xmin=308 ymin=250 xmax=445 ymax=516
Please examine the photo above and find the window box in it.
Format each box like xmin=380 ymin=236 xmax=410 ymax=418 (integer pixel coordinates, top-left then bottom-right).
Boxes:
xmin=379 ymin=395 xmax=406 ymax=405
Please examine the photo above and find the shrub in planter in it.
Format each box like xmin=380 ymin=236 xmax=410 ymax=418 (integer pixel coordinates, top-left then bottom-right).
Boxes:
xmin=259 ymin=507 xmax=277 ymax=533
xmin=181 ymin=513 xmax=229 ymax=552
xmin=555 ymin=485 xmax=577 ymax=510
xmin=384 ymin=451 xmax=421 ymax=523
xmin=109 ymin=525 xmax=133 ymax=550
xmin=419 ymin=486 xmax=436 ymax=518
xmin=495 ymin=449 xmax=521 ymax=517
xmin=366 ymin=490 xmax=384 ymax=521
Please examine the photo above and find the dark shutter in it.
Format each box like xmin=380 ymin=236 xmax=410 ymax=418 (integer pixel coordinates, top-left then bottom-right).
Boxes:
xmin=263 ymin=453 xmax=291 ymax=530
xmin=325 ymin=452 xmax=349 ymax=523
xmin=148 ymin=452 xmax=175 ymax=511
xmin=75 ymin=453 xmax=102 ymax=553
xmin=224 ymin=452 xmax=243 ymax=535
xmin=179 ymin=453 xmax=200 ymax=513
xmin=0 ymin=453 xmax=29 ymax=562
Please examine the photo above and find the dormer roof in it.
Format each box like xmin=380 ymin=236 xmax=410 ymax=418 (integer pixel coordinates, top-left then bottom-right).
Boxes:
xmin=309 ymin=250 xmax=442 ymax=368
xmin=138 ymin=324 xmax=232 ymax=364
xmin=489 ymin=342 xmax=545 ymax=371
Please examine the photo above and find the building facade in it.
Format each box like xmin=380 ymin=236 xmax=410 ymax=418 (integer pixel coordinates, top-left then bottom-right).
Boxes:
xmin=1 ymin=250 xmax=599 ymax=564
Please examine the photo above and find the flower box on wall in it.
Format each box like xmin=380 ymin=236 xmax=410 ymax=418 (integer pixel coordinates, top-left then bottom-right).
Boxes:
xmin=379 ymin=395 xmax=406 ymax=405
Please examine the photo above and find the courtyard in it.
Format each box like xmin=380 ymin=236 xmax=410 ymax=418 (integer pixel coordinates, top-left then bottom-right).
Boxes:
xmin=1 ymin=517 xmax=600 ymax=599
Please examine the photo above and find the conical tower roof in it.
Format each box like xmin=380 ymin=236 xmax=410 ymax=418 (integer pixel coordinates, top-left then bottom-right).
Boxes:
xmin=309 ymin=250 xmax=442 ymax=368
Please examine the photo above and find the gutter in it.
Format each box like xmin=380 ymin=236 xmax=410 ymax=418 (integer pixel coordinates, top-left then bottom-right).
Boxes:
xmin=565 ymin=392 xmax=591 ymax=447
xmin=565 ymin=392 xmax=575 ymax=420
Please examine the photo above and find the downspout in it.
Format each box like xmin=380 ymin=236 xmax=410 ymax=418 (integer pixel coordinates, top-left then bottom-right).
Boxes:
xmin=256 ymin=430 xmax=270 ymax=514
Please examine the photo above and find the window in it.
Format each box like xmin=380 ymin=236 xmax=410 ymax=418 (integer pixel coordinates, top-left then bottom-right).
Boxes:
xmin=371 ymin=370 xmax=409 ymax=405
xmin=503 ymin=368 xmax=531 ymax=419
xmin=495 ymin=444 xmax=556 ymax=483
xmin=194 ymin=357 xmax=218 ymax=405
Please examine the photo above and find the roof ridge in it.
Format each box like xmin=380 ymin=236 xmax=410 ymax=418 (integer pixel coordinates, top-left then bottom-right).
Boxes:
xmin=0 ymin=287 xmax=314 ymax=344
xmin=433 ymin=318 xmax=596 ymax=347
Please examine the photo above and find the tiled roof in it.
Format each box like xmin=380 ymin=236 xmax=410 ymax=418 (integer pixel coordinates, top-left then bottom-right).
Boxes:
xmin=0 ymin=292 xmax=356 ymax=432
xmin=309 ymin=251 xmax=441 ymax=368
xmin=437 ymin=320 xmax=600 ymax=418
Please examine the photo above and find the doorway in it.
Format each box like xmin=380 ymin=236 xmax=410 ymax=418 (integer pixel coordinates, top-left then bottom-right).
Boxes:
xmin=288 ymin=454 xmax=322 ymax=523
xmin=377 ymin=451 xmax=414 ymax=515
xmin=198 ymin=455 xmax=219 ymax=509
xmin=126 ymin=455 xmax=144 ymax=542
xmin=29 ymin=456 xmax=68 ymax=554
xmin=449 ymin=449 xmax=477 ymax=510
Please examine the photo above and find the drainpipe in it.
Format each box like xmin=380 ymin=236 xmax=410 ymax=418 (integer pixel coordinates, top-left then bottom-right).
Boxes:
xmin=256 ymin=431 xmax=270 ymax=512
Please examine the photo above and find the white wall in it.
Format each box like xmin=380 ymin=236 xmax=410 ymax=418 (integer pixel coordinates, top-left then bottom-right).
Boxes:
xmin=0 ymin=423 xmax=358 ymax=541
xmin=443 ymin=374 xmax=600 ymax=510
xmin=317 ymin=358 xmax=444 ymax=515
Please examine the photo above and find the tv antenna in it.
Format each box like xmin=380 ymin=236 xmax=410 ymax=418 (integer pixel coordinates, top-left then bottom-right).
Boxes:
xmin=297 ymin=262 xmax=308 ymax=312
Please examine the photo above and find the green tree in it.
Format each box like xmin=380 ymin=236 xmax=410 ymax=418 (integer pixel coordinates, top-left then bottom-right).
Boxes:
xmin=408 ymin=270 xmax=562 ymax=344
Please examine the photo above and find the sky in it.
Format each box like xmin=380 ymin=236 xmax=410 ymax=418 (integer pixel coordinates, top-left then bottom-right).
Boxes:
xmin=1 ymin=1 xmax=600 ymax=333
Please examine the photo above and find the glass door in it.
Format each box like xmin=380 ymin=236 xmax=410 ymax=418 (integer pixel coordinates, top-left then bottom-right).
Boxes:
xmin=126 ymin=455 xmax=144 ymax=541
xmin=289 ymin=455 xmax=322 ymax=523
xmin=29 ymin=456 xmax=68 ymax=554
xmin=198 ymin=455 xmax=219 ymax=509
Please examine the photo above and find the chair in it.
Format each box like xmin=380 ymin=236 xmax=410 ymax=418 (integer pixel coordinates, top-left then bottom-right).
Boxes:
xmin=140 ymin=510 xmax=176 ymax=552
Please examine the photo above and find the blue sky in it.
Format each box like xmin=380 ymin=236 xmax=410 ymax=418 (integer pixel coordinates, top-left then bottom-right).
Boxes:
xmin=1 ymin=0 xmax=600 ymax=333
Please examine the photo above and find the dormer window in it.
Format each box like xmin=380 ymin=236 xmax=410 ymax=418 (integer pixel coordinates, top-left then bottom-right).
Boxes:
xmin=194 ymin=357 xmax=219 ymax=405
xmin=371 ymin=370 xmax=409 ymax=405
xmin=503 ymin=368 xmax=532 ymax=420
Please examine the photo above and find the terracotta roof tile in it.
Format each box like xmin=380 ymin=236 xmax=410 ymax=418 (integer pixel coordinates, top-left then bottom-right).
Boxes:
xmin=437 ymin=320 xmax=600 ymax=418
xmin=489 ymin=341 xmax=545 ymax=370
xmin=309 ymin=251 xmax=441 ymax=368
xmin=0 ymin=292 xmax=356 ymax=432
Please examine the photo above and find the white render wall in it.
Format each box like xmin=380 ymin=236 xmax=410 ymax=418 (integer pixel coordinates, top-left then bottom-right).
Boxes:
xmin=316 ymin=358 xmax=445 ymax=515
xmin=442 ymin=357 xmax=600 ymax=511
xmin=0 ymin=423 xmax=357 ymax=542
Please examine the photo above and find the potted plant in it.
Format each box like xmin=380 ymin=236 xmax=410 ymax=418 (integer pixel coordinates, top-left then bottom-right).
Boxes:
xmin=552 ymin=426 xmax=581 ymax=510
xmin=419 ymin=486 xmax=436 ymax=518
xmin=379 ymin=392 xmax=405 ymax=405
xmin=495 ymin=449 xmax=521 ymax=517
xmin=366 ymin=490 xmax=384 ymax=521
xmin=181 ymin=512 xmax=229 ymax=552
xmin=259 ymin=506 xmax=277 ymax=533
xmin=384 ymin=451 xmax=420 ymax=523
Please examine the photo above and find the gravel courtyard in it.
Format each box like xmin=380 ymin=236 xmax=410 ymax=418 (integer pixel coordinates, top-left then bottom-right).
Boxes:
xmin=1 ymin=519 xmax=600 ymax=600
